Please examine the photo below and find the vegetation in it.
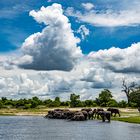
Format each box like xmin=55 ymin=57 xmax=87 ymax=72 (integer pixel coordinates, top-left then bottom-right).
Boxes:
xmin=0 ymin=86 xmax=140 ymax=109
xmin=113 ymin=116 xmax=140 ymax=124
xmin=122 ymin=80 xmax=139 ymax=106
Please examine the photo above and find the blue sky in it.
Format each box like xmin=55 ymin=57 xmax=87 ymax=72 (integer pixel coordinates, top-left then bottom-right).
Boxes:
xmin=1 ymin=0 xmax=140 ymax=53
xmin=0 ymin=0 xmax=140 ymax=100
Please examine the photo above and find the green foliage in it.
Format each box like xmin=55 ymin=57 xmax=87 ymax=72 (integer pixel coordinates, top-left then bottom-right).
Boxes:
xmin=0 ymin=101 xmax=3 ymax=109
xmin=70 ymin=93 xmax=80 ymax=107
xmin=44 ymin=99 xmax=53 ymax=107
xmin=118 ymin=100 xmax=127 ymax=108
xmin=1 ymin=97 xmax=7 ymax=104
xmin=96 ymin=89 xmax=113 ymax=107
xmin=60 ymin=101 xmax=70 ymax=106
xmin=0 ymin=90 xmax=132 ymax=109
xmin=30 ymin=100 xmax=38 ymax=108
xmin=114 ymin=116 xmax=140 ymax=124
xmin=24 ymin=104 xmax=31 ymax=109
xmin=130 ymin=89 xmax=140 ymax=107
xmin=107 ymin=99 xmax=118 ymax=107
xmin=84 ymin=100 xmax=97 ymax=107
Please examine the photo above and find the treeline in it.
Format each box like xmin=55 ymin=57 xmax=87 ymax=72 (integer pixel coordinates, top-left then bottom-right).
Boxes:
xmin=0 ymin=88 xmax=139 ymax=109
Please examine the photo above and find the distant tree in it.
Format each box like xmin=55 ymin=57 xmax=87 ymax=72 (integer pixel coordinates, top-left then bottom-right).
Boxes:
xmin=97 ymin=89 xmax=113 ymax=107
xmin=30 ymin=100 xmax=38 ymax=108
xmin=0 ymin=101 xmax=3 ymax=108
xmin=44 ymin=99 xmax=53 ymax=107
xmin=16 ymin=99 xmax=25 ymax=108
xmin=24 ymin=104 xmax=31 ymax=109
xmin=129 ymin=89 xmax=140 ymax=107
xmin=122 ymin=80 xmax=137 ymax=106
xmin=53 ymin=97 xmax=61 ymax=107
xmin=32 ymin=96 xmax=42 ymax=105
xmin=84 ymin=100 xmax=97 ymax=107
xmin=107 ymin=99 xmax=118 ymax=107
xmin=1 ymin=97 xmax=7 ymax=104
xmin=70 ymin=93 xmax=80 ymax=107
xmin=60 ymin=101 xmax=70 ymax=106
xmin=118 ymin=100 xmax=127 ymax=108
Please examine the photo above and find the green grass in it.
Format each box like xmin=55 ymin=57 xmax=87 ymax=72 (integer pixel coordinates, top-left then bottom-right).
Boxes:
xmin=113 ymin=116 xmax=140 ymax=124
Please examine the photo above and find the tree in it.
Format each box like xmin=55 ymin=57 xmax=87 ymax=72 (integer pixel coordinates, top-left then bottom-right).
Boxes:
xmin=118 ymin=100 xmax=127 ymax=108
xmin=44 ymin=99 xmax=53 ymax=107
xmin=122 ymin=80 xmax=137 ymax=106
xmin=107 ymin=99 xmax=118 ymax=107
xmin=130 ymin=89 xmax=140 ymax=107
xmin=32 ymin=96 xmax=42 ymax=105
xmin=53 ymin=97 xmax=61 ymax=107
xmin=70 ymin=93 xmax=80 ymax=107
xmin=1 ymin=97 xmax=7 ymax=104
xmin=30 ymin=100 xmax=38 ymax=108
xmin=84 ymin=100 xmax=97 ymax=107
xmin=97 ymin=89 xmax=113 ymax=107
xmin=0 ymin=101 xmax=3 ymax=109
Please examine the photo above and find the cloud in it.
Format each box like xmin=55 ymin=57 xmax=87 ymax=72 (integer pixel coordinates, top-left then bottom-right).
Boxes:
xmin=88 ymin=43 xmax=140 ymax=73
xmin=81 ymin=3 xmax=94 ymax=11
xmin=19 ymin=3 xmax=82 ymax=71
xmin=0 ymin=78 xmax=6 ymax=89
xmin=66 ymin=3 xmax=140 ymax=27
xmin=0 ymin=3 xmax=140 ymax=100
xmin=77 ymin=25 xmax=89 ymax=40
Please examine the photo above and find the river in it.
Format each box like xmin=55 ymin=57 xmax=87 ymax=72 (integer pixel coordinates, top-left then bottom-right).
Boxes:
xmin=0 ymin=116 xmax=140 ymax=140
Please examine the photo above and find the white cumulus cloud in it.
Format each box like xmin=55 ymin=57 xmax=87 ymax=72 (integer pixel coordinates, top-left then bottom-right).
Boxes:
xmin=19 ymin=3 xmax=82 ymax=71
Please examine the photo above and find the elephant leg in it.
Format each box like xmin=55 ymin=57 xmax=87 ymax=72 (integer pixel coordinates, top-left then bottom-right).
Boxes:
xmin=97 ymin=114 xmax=99 ymax=119
xmin=101 ymin=116 xmax=105 ymax=122
xmin=92 ymin=114 xmax=93 ymax=120
xmin=106 ymin=115 xmax=111 ymax=122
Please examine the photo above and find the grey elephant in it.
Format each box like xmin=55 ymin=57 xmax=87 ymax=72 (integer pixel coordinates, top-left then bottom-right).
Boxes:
xmin=97 ymin=111 xmax=111 ymax=122
xmin=107 ymin=108 xmax=120 ymax=117
xmin=71 ymin=111 xmax=86 ymax=121
xmin=95 ymin=108 xmax=104 ymax=119
xmin=81 ymin=108 xmax=92 ymax=113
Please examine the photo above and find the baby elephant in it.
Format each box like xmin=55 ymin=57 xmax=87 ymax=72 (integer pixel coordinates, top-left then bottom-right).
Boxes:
xmin=97 ymin=111 xmax=111 ymax=122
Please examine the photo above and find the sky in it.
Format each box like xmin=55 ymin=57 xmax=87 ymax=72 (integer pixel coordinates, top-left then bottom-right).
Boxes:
xmin=0 ymin=0 xmax=140 ymax=100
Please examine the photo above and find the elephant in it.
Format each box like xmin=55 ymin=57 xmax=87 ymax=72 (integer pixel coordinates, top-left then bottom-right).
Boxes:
xmin=81 ymin=108 xmax=92 ymax=113
xmin=81 ymin=110 xmax=88 ymax=120
xmin=71 ymin=111 xmax=86 ymax=121
xmin=138 ymin=107 xmax=140 ymax=113
xmin=107 ymin=108 xmax=120 ymax=117
xmin=95 ymin=108 xmax=104 ymax=119
xmin=45 ymin=110 xmax=55 ymax=119
xmin=88 ymin=110 xmax=96 ymax=120
xmin=45 ymin=110 xmax=67 ymax=119
xmin=97 ymin=111 xmax=111 ymax=122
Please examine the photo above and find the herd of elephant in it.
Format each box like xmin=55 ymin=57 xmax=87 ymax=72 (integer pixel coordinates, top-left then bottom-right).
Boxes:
xmin=45 ymin=108 xmax=120 ymax=122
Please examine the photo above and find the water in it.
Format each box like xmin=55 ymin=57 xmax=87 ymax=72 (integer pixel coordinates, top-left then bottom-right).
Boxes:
xmin=0 ymin=116 xmax=140 ymax=140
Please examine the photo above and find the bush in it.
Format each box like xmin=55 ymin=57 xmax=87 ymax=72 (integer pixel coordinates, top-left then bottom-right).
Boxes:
xmin=107 ymin=99 xmax=118 ymax=107
xmin=24 ymin=104 xmax=31 ymax=109
xmin=118 ymin=100 xmax=127 ymax=108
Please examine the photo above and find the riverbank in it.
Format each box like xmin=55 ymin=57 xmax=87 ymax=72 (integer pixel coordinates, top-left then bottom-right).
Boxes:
xmin=0 ymin=108 xmax=139 ymax=124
